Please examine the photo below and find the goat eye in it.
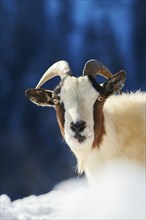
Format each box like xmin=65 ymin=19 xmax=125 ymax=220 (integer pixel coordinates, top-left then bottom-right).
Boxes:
xmin=98 ymin=96 xmax=105 ymax=102
xmin=53 ymin=98 xmax=59 ymax=105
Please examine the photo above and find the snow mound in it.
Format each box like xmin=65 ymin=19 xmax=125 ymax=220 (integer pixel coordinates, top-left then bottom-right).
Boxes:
xmin=1 ymin=160 xmax=145 ymax=219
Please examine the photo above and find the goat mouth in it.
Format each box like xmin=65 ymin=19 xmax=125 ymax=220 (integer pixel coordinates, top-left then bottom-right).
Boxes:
xmin=74 ymin=133 xmax=86 ymax=143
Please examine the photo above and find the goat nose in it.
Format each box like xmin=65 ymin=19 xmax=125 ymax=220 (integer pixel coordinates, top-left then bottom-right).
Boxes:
xmin=70 ymin=120 xmax=86 ymax=133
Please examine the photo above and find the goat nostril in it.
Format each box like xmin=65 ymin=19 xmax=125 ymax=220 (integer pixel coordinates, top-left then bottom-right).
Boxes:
xmin=70 ymin=124 xmax=76 ymax=132
xmin=78 ymin=126 xmax=86 ymax=132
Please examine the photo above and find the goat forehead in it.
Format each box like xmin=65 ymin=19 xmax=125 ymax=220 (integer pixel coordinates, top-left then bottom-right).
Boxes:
xmin=60 ymin=76 xmax=99 ymax=108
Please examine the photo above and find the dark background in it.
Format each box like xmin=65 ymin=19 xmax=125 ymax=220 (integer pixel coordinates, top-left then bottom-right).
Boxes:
xmin=0 ymin=0 xmax=145 ymax=201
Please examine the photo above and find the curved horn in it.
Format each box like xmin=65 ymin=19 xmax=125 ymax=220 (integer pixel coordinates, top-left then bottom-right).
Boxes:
xmin=36 ymin=60 xmax=72 ymax=89
xmin=83 ymin=59 xmax=113 ymax=79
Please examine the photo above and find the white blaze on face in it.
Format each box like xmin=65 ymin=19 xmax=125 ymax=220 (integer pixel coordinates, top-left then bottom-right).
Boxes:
xmin=60 ymin=76 xmax=99 ymax=150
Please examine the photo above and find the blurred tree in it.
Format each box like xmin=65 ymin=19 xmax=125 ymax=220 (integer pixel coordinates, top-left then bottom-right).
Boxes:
xmin=132 ymin=0 xmax=146 ymax=89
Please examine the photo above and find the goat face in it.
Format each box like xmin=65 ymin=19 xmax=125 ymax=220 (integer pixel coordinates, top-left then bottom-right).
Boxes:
xmin=25 ymin=60 xmax=126 ymax=151
xmin=60 ymin=75 xmax=100 ymax=150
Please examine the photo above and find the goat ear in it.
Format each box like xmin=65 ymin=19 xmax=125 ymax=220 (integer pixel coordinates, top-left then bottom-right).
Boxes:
xmin=25 ymin=89 xmax=54 ymax=107
xmin=103 ymin=70 xmax=126 ymax=97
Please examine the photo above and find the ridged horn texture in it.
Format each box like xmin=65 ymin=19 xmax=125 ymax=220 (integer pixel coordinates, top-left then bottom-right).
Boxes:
xmin=36 ymin=60 xmax=72 ymax=89
xmin=83 ymin=59 xmax=113 ymax=79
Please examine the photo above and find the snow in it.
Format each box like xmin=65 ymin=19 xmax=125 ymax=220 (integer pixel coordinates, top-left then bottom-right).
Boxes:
xmin=1 ymin=160 xmax=145 ymax=220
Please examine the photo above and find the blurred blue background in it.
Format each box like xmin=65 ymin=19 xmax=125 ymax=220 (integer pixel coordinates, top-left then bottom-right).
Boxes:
xmin=0 ymin=0 xmax=145 ymax=201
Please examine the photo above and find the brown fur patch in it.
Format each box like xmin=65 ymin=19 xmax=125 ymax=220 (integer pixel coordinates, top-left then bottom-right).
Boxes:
xmin=55 ymin=103 xmax=65 ymax=137
xmin=92 ymin=100 xmax=106 ymax=148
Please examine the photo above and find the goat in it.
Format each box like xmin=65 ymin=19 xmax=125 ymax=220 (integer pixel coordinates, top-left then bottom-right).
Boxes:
xmin=25 ymin=60 xmax=146 ymax=182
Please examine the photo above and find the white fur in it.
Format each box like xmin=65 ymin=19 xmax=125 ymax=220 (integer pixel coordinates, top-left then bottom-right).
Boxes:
xmin=61 ymin=76 xmax=99 ymax=151
xmin=60 ymin=76 xmax=146 ymax=181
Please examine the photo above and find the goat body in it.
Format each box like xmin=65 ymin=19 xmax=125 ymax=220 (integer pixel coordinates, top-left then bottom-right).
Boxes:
xmin=79 ymin=91 xmax=145 ymax=182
